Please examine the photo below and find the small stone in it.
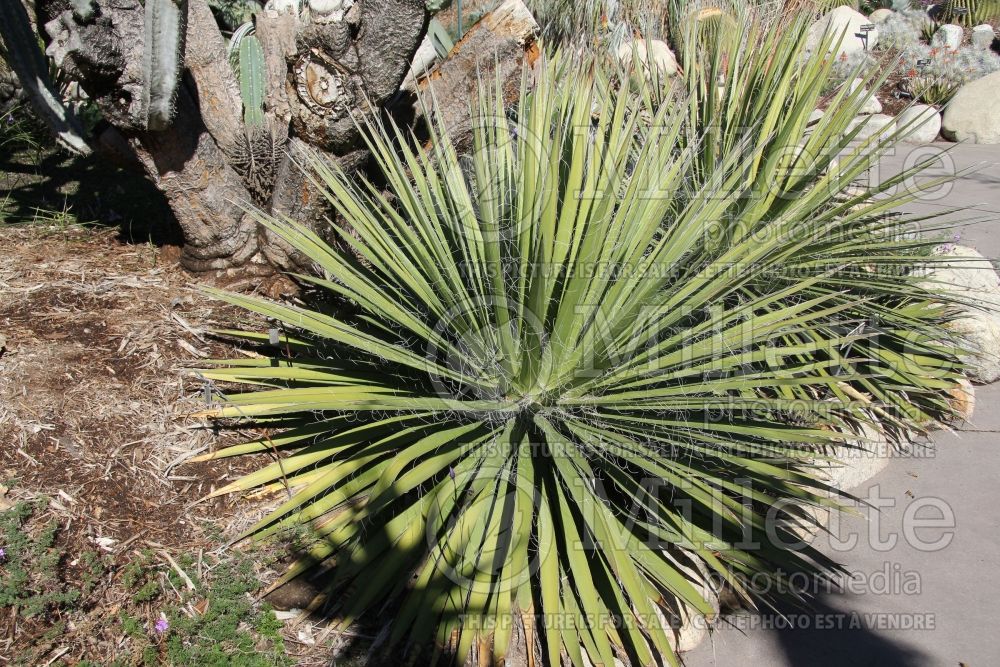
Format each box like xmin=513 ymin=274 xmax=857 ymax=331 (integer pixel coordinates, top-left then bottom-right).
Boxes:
xmin=946 ymin=377 xmax=976 ymax=423
xmin=971 ymin=24 xmax=996 ymax=50
xmin=816 ymin=421 xmax=893 ymax=490
xmin=897 ymin=104 xmax=941 ymax=143
xmin=846 ymin=78 xmax=882 ymax=114
xmin=659 ymin=553 xmax=720 ymax=653
xmin=308 ymin=0 xmax=352 ymax=22
xmin=847 ymin=113 xmax=895 ymax=141
xmin=266 ymin=0 xmax=300 ymax=14
xmin=402 ymin=34 xmax=439 ymax=91
xmin=869 ymin=8 xmax=893 ymax=23
xmin=931 ymin=23 xmax=963 ymax=51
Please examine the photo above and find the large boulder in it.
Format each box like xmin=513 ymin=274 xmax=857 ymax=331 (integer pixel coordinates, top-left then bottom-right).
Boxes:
xmin=616 ymin=39 xmax=679 ymax=78
xmin=971 ymin=24 xmax=996 ymax=50
xmin=869 ymin=8 xmax=893 ymax=23
xmin=897 ymin=104 xmax=941 ymax=143
xmin=917 ymin=244 xmax=1000 ymax=384
xmin=942 ymin=71 xmax=1000 ymax=144
xmin=816 ymin=421 xmax=893 ymax=490
xmin=931 ymin=23 xmax=963 ymax=50
xmin=807 ymin=6 xmax=879 ymax=58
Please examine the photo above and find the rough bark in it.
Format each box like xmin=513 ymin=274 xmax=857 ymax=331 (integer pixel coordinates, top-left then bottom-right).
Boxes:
xmin=35 ymin=0 xmax=429 ymax=276
xmin=413 ymin=0 xmax=541 ymax=150
xmin=17 ymin=0 xmax=540 ymax=281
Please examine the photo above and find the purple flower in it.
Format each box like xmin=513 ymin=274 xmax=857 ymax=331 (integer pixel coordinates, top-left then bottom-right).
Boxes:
xmin=952 ymin=232 xmax=962 ymax=242
xmin=448 ymin=466 xmax=456 ymax=480
xmin=154 ymin=617 xmax=169 ymax=635
xmin=0 ymin=547 xmax=6 ymax=561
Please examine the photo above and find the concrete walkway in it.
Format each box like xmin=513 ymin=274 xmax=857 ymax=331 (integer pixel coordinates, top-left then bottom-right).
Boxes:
xmin=684 ymin=144 xmax=1000 ymax=667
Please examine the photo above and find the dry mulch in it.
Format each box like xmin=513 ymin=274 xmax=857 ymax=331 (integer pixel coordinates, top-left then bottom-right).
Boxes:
xmin=0 ymin=226 xmax=260 ymax=548
xmin=0 ymin=225 xmax=341 ymax=664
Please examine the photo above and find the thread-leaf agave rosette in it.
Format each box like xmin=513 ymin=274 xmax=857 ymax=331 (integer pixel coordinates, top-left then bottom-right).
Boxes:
xmin=191 ymin=23 xmax=964 ymax=667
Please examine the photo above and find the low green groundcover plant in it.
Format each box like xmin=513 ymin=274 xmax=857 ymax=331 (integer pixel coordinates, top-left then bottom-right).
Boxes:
xmin=192 ymin=10 xmax=965 ymax=666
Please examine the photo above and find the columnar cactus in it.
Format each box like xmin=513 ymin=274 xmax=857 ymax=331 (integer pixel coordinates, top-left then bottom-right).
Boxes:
xmin=936 ymin=0 xmax=1000 ymax=26
xmin=238 ymin=34 xmax=266 ymax=126
xmin=142 ymin=0 xmax=187 ymax=130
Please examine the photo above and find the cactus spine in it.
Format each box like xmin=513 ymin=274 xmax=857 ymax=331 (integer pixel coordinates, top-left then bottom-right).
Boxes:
xmin=0 ymin=0 xmax=91 ymax=154
xmin=142 ymin=0 xmax=187 ymax=131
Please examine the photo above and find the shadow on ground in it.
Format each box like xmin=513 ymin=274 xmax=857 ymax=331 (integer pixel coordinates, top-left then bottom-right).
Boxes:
xmin=767 ymin=596 xmax=928 ymax=667
xmin=0 ymin=145 xmax=182 ymax=246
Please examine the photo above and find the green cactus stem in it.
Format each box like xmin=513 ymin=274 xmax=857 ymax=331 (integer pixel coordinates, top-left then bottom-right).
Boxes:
xmin=936 ymin=0 xmax=1000 ymax=26
xmin=238 ymin=33 xmax=265 ymax=126
xmin=142 ymin=0 xmax=187 ymax=131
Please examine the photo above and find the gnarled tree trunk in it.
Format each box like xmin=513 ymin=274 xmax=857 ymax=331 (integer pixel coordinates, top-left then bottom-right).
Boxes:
xmin=4 ymin=0 xmax=539 ymax=281
xmin=32 ymin=0 xmax=427 ymax=278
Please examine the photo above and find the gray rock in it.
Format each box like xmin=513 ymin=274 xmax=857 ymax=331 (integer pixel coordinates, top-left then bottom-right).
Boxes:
xmin=869 ymin=8 xmax=893 ymax=23
xmin=917 ymin=244 xmax=1000 ymax=384
xmin=897 ymin=104 xmax=941 ymax=143
xmin=847 ymin=113 xmax=895 ymax=141
xmin=931 ymin=23 xmax=963 ymax=51
xmin=616 ymin=38 xmax=679 ymax=77
xmin=971 ymin=24 xmax=996 ymax=50
xmin=942 ymin=71 xmax=1000 ymax=144
xmin=816 ymin=421 xmax=893 ymax=491
xmin=848 ymin=78 xmax=883 ymax=114
xmin=807 ymin=6 xmax=879 ymax=58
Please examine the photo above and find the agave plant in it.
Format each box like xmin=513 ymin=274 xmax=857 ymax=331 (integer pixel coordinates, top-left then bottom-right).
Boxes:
xmin=191 ymin=10 xmax=965 ymax=666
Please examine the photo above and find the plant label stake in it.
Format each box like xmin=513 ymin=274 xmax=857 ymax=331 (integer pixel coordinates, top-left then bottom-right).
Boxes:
xmin=860 ymin=24 xmax=875 ymax=51
xmin=269 ymin=328 xmax=280 ymax=346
